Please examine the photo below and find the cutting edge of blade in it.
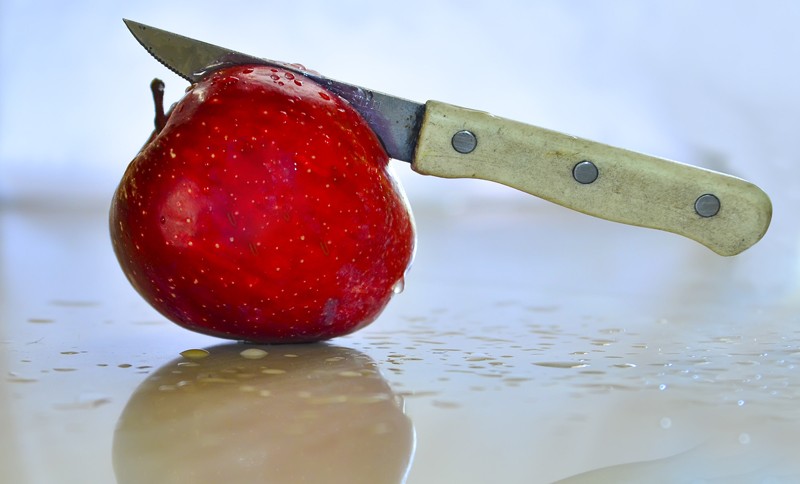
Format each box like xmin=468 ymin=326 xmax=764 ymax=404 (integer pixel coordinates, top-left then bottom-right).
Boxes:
xmin=123 ymin=18 xmax=272 ymax=83
xmin=123 ymin=18 xmax=425 ymax=162
xmin=123 ymin=19 xmax=193 ymax=82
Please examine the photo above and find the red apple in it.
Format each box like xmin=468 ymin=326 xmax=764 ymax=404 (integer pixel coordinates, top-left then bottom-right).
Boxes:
xmin=110 ymin=64 xmax=415 ymax=343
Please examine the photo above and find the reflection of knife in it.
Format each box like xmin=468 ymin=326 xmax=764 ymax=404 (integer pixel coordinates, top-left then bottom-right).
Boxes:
xmin=124 ymin=19 xmax=771 ymax=256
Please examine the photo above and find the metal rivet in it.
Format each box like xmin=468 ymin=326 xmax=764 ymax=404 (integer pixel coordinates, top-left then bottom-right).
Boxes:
xmin=573 ymin=160 xmax=599 ymax=184
xmin=451 ymin=130 xmax=477 ymax=154
xmin=695 ymin=194 xmax=720 ymax=217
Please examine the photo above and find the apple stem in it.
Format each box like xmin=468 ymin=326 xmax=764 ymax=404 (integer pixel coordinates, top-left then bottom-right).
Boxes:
xmin=150 ymin=78 xmax=167 ymax=134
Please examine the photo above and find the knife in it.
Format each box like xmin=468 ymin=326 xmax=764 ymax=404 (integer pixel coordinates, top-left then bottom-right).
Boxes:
xmin=123 ymin=19 xmax=772 ymax=256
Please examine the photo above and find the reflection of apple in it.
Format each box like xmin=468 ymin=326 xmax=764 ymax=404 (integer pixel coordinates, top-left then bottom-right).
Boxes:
xmin=113 ymin=344 xmax=414 ymax=483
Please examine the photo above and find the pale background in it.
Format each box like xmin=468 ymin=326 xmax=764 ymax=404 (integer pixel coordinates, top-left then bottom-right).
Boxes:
xmin=4 ymin=0 xmax=798 ymax=291
xmin=2 ymin=0 xmax=797 ymax=208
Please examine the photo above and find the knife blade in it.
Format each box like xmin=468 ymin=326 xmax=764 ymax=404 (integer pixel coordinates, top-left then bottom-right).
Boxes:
xmin=123 ymin=19 xmax=424 ymax=163
xmin=123 ymin=19 xmax=772 ymax=256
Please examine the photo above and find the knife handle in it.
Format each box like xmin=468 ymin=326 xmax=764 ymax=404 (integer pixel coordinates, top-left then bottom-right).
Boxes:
xmin=411 ymin=100 xmax=772 ymax=256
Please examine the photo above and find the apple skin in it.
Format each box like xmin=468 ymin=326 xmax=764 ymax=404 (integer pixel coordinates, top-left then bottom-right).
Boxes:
xmin=110 ymin=65 xmax=415 ymax=343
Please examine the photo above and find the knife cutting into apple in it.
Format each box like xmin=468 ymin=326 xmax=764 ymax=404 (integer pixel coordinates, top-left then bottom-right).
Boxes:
xmin=111 ymin=19 xmax=772 ymax=343
xmin=120 ymin=18 xmax=772 ymax=256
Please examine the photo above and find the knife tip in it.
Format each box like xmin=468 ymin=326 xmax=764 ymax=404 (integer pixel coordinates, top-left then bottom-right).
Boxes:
xmin=122 ymin=18 xmax=145 ymax=32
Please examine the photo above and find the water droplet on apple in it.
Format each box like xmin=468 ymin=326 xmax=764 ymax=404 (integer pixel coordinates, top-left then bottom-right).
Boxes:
xmin=391 ymin=277 xmax=405 ymax=295
xmin=284 ymin=72 xmax=295 ymax=80
xmin=221 ymin=76 xmax=240 ymax=87
xmin=159 ymin=216 xmax=166 ymax=225
xmin=318 ymin=92 xmax=331 ymax=101
xmin=270 ymin=74 xmax=280 ymax=81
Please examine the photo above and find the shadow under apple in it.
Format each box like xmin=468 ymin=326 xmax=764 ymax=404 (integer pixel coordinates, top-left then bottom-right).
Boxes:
xmin=113 ymin=343 xmax=415 ymax=483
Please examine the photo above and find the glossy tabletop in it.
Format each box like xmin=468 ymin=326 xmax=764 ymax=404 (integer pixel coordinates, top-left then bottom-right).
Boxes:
xmin=2 ymin=185 xmax=798 ymax=483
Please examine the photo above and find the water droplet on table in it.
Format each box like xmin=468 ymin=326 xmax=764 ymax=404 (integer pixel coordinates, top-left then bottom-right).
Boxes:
xmin=240 ymin=348 xmax=268 ymax=359
xmin=534 ymin=362 xmax=589 ymax=369
xmin=180 ymin=349 xmax=210 ymax=359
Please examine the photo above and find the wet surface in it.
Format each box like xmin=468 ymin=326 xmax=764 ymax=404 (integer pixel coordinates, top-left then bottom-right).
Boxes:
xmin=2 ymin=191 xmax=799 ymax=483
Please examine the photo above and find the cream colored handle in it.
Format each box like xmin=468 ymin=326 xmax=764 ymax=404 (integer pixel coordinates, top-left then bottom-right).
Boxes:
xmin=412 ymin=100 xmax=772 ymax=256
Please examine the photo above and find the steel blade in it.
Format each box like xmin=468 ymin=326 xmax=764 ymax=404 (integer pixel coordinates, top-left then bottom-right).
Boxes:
xmin=123 ymin=19 xmax=423 ymax=162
